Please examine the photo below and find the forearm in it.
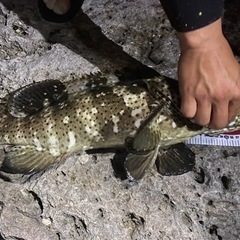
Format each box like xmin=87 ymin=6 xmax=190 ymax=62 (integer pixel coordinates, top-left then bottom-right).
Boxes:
xmin=159 ymin=0 xmax=224 ymax=32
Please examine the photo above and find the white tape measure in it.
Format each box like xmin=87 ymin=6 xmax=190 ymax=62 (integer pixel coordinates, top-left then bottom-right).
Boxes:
xmin=185 ymin=134 xmax=240 ymax=146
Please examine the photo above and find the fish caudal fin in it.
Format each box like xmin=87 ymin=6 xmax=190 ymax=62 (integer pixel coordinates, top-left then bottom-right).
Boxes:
xmin=1 ymin=145 xmax=62 ymax=174
xmin=7 ymin=80 xmax=68 ymax=117
xmin=156 ymin=143 xmax=195 ymax=176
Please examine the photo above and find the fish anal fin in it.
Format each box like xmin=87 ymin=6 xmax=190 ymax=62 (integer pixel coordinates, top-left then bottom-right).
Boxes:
xmin=8 ymin=80 xmax=68 ymax=117
xmin=156 ymin=143 xmax=195 ymax=176
xmin=1 ymin=145 xmax=62 ymax=174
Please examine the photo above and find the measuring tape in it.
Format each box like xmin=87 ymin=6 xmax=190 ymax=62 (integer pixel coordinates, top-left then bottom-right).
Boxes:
xmin=185 ymin=130 xmax=240 ymax=146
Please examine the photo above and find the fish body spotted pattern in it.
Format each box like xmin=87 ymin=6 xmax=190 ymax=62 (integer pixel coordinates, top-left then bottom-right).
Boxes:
xmin=1 ymin=84 xmax=151 ymax=154
xmin=0 ymin=75 xmax=240 ymax=179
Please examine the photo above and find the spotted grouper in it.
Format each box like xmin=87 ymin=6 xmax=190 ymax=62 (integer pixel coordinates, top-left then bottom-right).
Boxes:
xmin=0 ymin=74 xmax=240 ymax=180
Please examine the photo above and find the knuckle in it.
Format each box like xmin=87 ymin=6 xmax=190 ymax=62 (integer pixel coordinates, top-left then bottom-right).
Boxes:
xmin=233 ymin=90 xmax=240 ymax=100
xmin=194 ymin=116 xmax=210 ymax=126
xmin=210 ymin=88 xmax=228 ymax=102
xmin=214 ymin=93 xmax=228 ymax=103
xmin=195 ymin=91 xmax=209 ymax=101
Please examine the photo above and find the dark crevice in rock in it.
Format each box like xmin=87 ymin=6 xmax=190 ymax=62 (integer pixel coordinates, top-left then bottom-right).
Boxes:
xmin=222 ymin=150 xmax=238 ymax=158
xmin=0 ymin=201 xmax=4 ymax=216
xmin=56 ymin=232 xmax=61 ymax=240
xmin=27 ymin=190 xmax=43 ymax=213
xmin=209 ymin=225 xmax=223 ymax=240
xmin=0 ymin=233 xmax=5 ymax=240
xmin=208 ymin=200 xmax=214 ymax=206
xmin=209 ymin=225 xmax=218 ymax=235
xmin=193 ymin=167 xmax=205 ymax=184
xmin=163 ymin=193 xmax=169 ymax=199
xmin=72 ymin=215 xmax=88 ymax=233
xmin=199 ymin=220 xmax=204 ymax=226
xmin=163 ymin=194 xmax=175 ymax=208
xmin=12 ymin=22 xmax=29 ymax=36
xmin=98 ymin=208 xmax=104 ymax=218
xmin=5 ymin=237 xmax=25 ymax=240
xmin=128 ymin=212 xmax=145 ymax=226
xmin=221 ymin=176 xmax=231 ymax=190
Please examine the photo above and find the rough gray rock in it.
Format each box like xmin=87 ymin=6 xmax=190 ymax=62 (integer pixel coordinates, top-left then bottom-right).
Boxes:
xmin=0 ymin=0 xmax=240 ymax=240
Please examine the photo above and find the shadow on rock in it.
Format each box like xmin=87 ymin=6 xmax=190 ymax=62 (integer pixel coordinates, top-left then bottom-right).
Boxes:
xmin=0 ymin=0 xmax=159 ymax=80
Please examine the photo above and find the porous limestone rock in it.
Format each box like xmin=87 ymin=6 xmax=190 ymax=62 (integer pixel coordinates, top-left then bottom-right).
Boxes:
xmin=0 ymin=0 xmax=239 ymax=240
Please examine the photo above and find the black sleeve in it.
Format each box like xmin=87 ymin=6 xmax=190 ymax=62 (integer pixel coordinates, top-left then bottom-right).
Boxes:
xmin=160 ymin=0 xmax=224 ymax=32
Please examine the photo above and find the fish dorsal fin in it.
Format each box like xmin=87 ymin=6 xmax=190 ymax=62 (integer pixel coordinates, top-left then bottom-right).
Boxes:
xmin=1 ymin=145 xmax=63 ymax=174
xmin=7 ymin=80 xmax=68 ymax=117
xmin=66 ymin=72 xmax=117 ymax=94
xmin=156 ymin=143 xmax=195 ymax=176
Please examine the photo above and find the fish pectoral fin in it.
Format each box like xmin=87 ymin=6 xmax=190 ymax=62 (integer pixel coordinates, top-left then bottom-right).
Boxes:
xmin=123 ymin=104 xmax=167 ymax=180
xmin=1 ymin=145 xmax=61 ymax=174
xmin=124 ymin=146 xmax=159 ymax=180
xmin=156 ymin=143 xmax=195 ymax=176
xmin=130 ymin=106 xmax=167 ymax=152
xmin=7 ymin=80 xmax=68 ymax=117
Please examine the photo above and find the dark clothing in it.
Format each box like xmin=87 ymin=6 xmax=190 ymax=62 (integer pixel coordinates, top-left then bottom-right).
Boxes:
xmin=160 ymin=0 xmax=224 ymax=32
xmin=38 ymin=0 xmax=225 ymax=30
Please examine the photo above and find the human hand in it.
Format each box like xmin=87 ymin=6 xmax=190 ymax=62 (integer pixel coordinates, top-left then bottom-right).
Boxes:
xmin=178 ymin=19 xmax=240 ymax=129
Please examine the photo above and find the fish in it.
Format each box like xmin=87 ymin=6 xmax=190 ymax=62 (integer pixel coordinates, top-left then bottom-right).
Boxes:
xmin=0 ymin=74 xmax=240 ymax=180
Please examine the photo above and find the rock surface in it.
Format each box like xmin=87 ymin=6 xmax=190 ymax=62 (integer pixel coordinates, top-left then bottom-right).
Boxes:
xmin=0 ymin=0 xmax=240 ymax=239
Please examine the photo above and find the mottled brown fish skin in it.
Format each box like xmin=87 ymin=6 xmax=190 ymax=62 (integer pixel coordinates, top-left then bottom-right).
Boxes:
xmin=1 ymin=75 xmax=240 ymax=177
xmin=0 ymin=83 xmax=154 ymax=158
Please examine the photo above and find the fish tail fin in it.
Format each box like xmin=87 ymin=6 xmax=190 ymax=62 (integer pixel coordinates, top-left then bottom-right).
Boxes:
xmin=0 ymin=79 xmax=68 ymax=145
xmin=0 ymin=145 xmax=63 ymax=175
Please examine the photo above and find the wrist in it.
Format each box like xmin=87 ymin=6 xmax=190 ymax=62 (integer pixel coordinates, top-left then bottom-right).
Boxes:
xmin=177 ymin=18 xmax=223 ymax=50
